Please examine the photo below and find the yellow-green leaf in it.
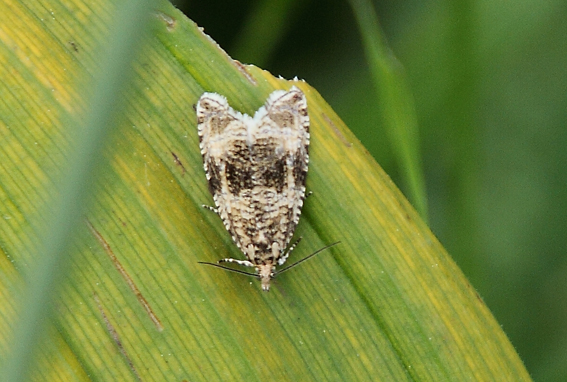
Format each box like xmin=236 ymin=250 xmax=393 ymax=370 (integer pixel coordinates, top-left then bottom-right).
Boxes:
xmin=0 ymin=0 xmax=531 ymax=381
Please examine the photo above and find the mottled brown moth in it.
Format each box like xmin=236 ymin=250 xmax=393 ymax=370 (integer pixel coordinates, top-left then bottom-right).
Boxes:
xmin=197 ymin=86 xmax=335 ymax=291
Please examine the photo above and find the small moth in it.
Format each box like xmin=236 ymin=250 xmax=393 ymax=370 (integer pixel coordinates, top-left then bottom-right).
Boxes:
xmin=197 ymin=86 xmax=334 ymax=291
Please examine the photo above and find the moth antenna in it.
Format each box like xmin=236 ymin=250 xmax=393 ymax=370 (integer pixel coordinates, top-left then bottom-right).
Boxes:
xmin=276 ymin=241 xmax=341 ymax=276
xmin=198 ymin=262 xmax=260 ymax=278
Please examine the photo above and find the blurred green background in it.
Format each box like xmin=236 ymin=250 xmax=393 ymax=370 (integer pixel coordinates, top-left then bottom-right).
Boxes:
xmin=180 ymin=0 xmax=566 ymax=381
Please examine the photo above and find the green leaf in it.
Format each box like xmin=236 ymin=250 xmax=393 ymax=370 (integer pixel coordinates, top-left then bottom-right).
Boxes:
xmin=0 ymin=0 xmax=531 ymax=381
xmin=348 ymin=0 xmax=428 ymax=220
xmin=1 ymin=1 xmax=154 ymax=381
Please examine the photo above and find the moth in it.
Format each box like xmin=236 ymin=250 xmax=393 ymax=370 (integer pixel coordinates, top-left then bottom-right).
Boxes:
xmin=197 ymin=86 xmax=334 ymax=291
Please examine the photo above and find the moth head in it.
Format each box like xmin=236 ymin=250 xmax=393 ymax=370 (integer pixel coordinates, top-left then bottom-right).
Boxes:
xmin=257 ymin=264 xmax=276 ymax=291
xmin=198 ymin=242 xmax=340 ymax=292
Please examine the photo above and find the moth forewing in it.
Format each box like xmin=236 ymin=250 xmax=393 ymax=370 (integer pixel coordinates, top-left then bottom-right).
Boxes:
xmin=197 ymin=86 xmax=310 ymax=291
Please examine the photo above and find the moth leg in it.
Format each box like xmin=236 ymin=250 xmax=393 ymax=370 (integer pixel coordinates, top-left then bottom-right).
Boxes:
xmin=305 ymin=191 xmax=313 ymax=199
xmin=218 ymin=258 xmax=255 ymax=268
xmin=202 ymin=204 xmax=218 ymax=214
xmin=278 ymin=237 xmax=302 ymax=266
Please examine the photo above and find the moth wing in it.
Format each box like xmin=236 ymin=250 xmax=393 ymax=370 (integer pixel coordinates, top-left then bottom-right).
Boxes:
xmin=197 ymin=93 xmax=247 ymax=196
xmin=254 ymin=86 xmax=310 ymax=182
xmin=251 ymin=87 xmax=310 ymax=253
xmin=256 ymin=86 xmax=310 ymax=153
xmin=197 ymin=92 xmax=252 ymax=252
